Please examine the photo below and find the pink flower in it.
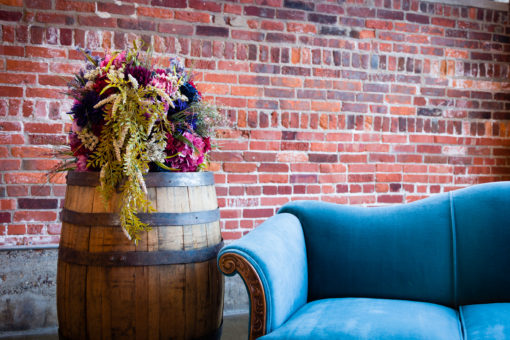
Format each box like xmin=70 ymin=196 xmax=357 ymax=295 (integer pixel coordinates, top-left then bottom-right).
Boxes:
xmin=151 ymin=69 xmax=176 ymax=97
xmin=76 ymin=155 xmax=88 ymax=171
xmin=164 ymin=132 xmax=209 ymax=172
xmin=71 ymin=119 xmax=82 ymax=133
xmin=100 ymin=50 xmax=126 ymax=69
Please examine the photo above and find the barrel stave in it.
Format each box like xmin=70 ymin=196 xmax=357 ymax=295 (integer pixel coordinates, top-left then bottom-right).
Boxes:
xmin=57 ymin=172 xmax=223 ymax=340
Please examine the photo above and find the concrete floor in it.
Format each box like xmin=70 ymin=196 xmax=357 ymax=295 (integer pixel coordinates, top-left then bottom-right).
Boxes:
xmin=0 ymin=313 xmax=249 ymax=340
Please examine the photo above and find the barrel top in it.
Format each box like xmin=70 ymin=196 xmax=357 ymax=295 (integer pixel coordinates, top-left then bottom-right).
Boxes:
xmin=66 ymin=171 xmax=215 ymax=187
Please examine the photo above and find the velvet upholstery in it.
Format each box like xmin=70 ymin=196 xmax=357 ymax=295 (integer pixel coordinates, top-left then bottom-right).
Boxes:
xmin=460 ymin=303 xmax=510 ymax=340
xmin=218 ymin=213 xmax=308 ymax=333
xmin=260 ymin=298 xmax=463 ymax=340
xmin=218 ymin=181 xmax=510 ymax=339
xmin=279 ymin=195 xmax=455 ymax=306
xmin=452 ymin=182 xmax=510 ymax=305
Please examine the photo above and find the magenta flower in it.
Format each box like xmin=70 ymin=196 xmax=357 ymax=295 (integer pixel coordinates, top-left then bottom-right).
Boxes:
xmin=151 ymin=69 xmax=176 ymax=97
xmin=76 ymin=155 xmax=88 ymax=171
xmin=100 ymin=50 xmax=126 ymax=69
xmin=164 ymin=132 xmax=210 ymax=172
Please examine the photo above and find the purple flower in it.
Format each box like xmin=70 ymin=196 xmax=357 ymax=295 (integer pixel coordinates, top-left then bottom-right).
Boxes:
xmin=125 ymin=64 xmax=152 ymax=87
xmin=68 ymin=91 xmax=104 ymax=128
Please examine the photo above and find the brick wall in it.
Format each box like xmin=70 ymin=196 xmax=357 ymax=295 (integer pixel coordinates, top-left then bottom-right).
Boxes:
xmin=1 ymin=0 xmax=510 ymax=246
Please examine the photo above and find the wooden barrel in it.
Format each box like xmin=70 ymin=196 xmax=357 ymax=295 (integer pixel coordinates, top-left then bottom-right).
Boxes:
xmin=57 ymin=171 xmax=224 ymax=340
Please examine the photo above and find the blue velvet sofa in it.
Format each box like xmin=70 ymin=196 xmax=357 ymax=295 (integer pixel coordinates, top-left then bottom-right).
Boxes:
xmin=218 ymin=181 xmax=510 ymax=339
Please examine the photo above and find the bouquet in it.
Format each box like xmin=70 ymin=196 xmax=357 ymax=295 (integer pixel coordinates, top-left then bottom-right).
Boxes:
xmin=62 ymin=41 xmax=223 ymax=242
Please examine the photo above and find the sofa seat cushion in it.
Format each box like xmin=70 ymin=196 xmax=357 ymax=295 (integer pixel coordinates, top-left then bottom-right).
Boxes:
xmin=460 ymin=303 xmax=510 ymax=339
xmin=260 ymin=298 xmax=462 ymax=340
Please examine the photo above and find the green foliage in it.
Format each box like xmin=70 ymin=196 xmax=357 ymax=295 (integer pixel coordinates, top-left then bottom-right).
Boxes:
xmin=88 ymin=54 xmax=172 ymax=242
xmin=61 ymin=41 xmax=227 ymax=243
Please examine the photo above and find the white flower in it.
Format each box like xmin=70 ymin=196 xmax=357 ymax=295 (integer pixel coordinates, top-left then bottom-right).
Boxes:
xmin=77 ymin=128 xmax=99 ymax=150
xmin=128 ymin=74 xmax=139 ymax=89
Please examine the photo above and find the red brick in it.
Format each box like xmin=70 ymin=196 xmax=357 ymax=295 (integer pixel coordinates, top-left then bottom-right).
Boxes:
xmin=22 ymin=159 xmax=60 ymax=170
xmin=78 ymin=16 xmax=116 ymax=28
xmin=137 ymin=6 xmax=173 ymax=19
xmin=261 ymin=20 xmax=284 ymax=31
xmin=47 ymin=223 xmax=62 ymax=235
xmin=27 ymin=224 xmax=44 ymax=234
xmin=0 ymin=72 xmax=36 ymax=85
xmin=4 ymin=172 xmax=46 ymax=184
xmin=26 ymin=88 xmax=65 ymax=99
xmin=151 ymin=0 xmax=186 ymax=8
xmin=189 ymin=0 xmax=221 ymax=12
xmin=0 ymin=159 xmax=20 ymax=170
xmin=0 ymin=45 xmax=24 ymax=56
xmin=38 ymin=75 xmax=70 ymax=87
xmin=390 ymin=106 xmax=415 ymax=115
xmin=14 ymin=211 xmax=57 ymax=222
xmin=259 ymin=174 xmax=288 ymax=183
xmin=49 ymin=62 xmax=82 ymax=74
xmin=56 ymin=0 xmax=94 ymax=11
xmin=25 ymin=46 xmax=66 ymax=58
xmin=0 ymin=133 xmax=24 ymax=144
xmin=0 ymin=86 xmax=22 ymax=97
xmin=431 ymin=17 xmax=456 ymax=27
xmin=97 ymin=2 xmax=135 ymax=15
xmin=366 ymin=20 xmax=393 ymax=30
xmin=227 ymin=174 xmax=258 ymax=184
xmin=7 ymin=224 xmax=25 ymax=235
xmin=287 ymin=22 xmax=316 ymax=34
xmin=0 ymin=0 xmax=508 ymax=247
xmin=175 ymin=10 xmax=211 ymax=23
xmin=0 ymin=199 xmax=15 ymax=210
xmin=24 ymin=123 xmax=63 ymax=134
xmin=378 ymin=195 xmax=404 ymax=204
xmin=223 ymin=163 xmax=257 ymax=173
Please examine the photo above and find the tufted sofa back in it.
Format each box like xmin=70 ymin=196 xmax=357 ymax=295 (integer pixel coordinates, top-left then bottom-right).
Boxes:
xmin=278 ymin=181 xmax=510 ymax=308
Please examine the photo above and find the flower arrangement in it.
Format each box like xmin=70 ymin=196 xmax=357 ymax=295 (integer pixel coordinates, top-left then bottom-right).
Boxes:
xmin=62 ymin=41 xmax=223 ymax=242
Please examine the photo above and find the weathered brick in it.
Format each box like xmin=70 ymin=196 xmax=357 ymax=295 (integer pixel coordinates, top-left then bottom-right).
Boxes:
xmin=151 ymin=0 xmax=186 ymax=7
xmin=319 ymin=26 xmax=347 ymax=36
xmin=308 ymin=13 xmax=337 ymax=24
xmin=18 ymin=198 xmax=58 ymax=209
xmin=78 ymin=16 xmax=117 ymax=28
xmin=406 ymin=13 xmax=430 ymax=24
xmin=159 ymin=23 xmax=194 ymax=35
xmin=284 ymin=0 xmax=314 ymax=11
xmin=0 ymin=9 xmax=22 ymax=21
xmin=175 ymin=11 xmax=211 ymax=23
xmin=97 ymin=2 xmax=135 ymax=15
xmin=378 ymin=9 xmax=404 ymax=20
xmin=118 ymin=18 xmax=155 ymax=31
xmin=418 ymin=108 xmax=443 ymax=117
xmin=266 ymin=32 xmax=296 ymax=43
xmin=347 ymin=7 xmax=376 ymax=18
xmin=0 ymin=0 xmax=508 ymax=248
xmin=244 ymin=6 xmax=275 ymax=18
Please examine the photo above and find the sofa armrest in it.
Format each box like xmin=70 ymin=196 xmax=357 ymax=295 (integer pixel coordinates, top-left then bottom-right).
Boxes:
xmin=218 ymin=213 xmax=308 ymax=339
xmin=219 ymin=253 xmax=267 ymax=339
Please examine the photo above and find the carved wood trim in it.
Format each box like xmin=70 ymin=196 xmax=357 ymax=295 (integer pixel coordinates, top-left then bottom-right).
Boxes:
xmin=218 ymin=253 xmax=267 ymax=340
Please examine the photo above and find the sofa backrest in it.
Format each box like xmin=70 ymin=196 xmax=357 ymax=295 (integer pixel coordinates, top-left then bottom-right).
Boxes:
xmin=279 ymin=194 xmax=457 ymax=307
xmin=453 ymin=181 xmax=510 ymax=305
xmin=279 ymin=181 xmax=510 ymax=308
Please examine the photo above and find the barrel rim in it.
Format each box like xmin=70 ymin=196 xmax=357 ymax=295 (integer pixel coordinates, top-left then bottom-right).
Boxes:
xmin=66 ymin=171 xmax=215 ymax=187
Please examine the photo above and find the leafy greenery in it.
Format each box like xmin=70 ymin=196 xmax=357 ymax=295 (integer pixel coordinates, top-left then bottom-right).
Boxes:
xmin=60 ymin=41 xmax=225 ymax=242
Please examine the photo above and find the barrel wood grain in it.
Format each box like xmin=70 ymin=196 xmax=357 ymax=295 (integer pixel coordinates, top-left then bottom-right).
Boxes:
xmin=57 ymin=172 xmax=223 ymax=340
